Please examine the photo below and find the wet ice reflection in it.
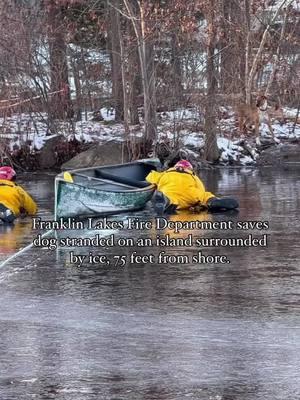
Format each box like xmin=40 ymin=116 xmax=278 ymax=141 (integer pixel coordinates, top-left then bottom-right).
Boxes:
xmin=0 ymin=167 xmax=299 ymax=399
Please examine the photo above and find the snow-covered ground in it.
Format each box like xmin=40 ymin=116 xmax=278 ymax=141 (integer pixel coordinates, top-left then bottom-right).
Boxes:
xmin=0 ymin=106 xmax=299 ymax=167
xmin=267 ymin=0 xmax=300 ymax=12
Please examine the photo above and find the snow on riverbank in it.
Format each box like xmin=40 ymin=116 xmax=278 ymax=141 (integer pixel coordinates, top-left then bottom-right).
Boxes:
xmin=1 ymin=106 xmax=299 ymax=167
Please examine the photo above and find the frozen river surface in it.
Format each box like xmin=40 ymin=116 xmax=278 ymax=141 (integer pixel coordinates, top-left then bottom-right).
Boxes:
xmin=0 ymin=167 xmax=299 ymax=400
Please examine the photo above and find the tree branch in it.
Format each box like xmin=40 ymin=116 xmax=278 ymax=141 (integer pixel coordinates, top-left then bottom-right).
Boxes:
xmin=246 ymin=0 xmax=294 ymax=103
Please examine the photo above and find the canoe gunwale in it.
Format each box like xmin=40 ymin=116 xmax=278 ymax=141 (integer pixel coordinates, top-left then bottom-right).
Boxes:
xmin=55 ymin=177 xmax=155 ymax=194
xmin=59 ymin=159 xmax=159 ymax=176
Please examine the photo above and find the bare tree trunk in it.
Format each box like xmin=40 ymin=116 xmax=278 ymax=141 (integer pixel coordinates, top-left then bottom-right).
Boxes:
xmin=220 ymin=0 xmax=237 ymax=93
xmin=246 ymin=0 xmax=293 ymax=104
xmin=115 ymin=2 xmax=130 ymax=134
xmin=220 ymin=0 xmax=247 ymax=95
xmin=70 ymin=51 xmax=82 ymax=121
xmin=79 ymin=48 xmax=92 ymax=118
xmin=171 ymin=32 xmax=183 ymax=105
xmin=108 ymin=0 xmax=124 ymax=121
xmin=144 ymin=39 xmax=157 ymax=144
xmin=204 ymin=3 xmax=219 ymax=162
xmin=123 ymin=0 xmax=157 ymax=146
xmin=243 ymin=0 xmax=251 ymax=101
xmin=239 ymin=0 xmax=251 ymax=101
xmin=292 ymin=98 xmax=300 ymax=134
xmin=265 ymin=8 xmax=288 ymax=101
xmin=126 ymin=12 xmax=141 ymax=125
xmin=47 ymin=2 xmax=73 ymax=120
xmin=128 ymin=46 xmax=141 ymax=125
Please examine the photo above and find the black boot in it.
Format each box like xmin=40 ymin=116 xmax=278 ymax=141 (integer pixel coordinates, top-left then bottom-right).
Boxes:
xmin=207 ymin=197 xmax=239 ymax=212
xmin=152 ymin=191 xmax=177 ymax=215
xmin=0 ymin=205 xmax=16 ymax=224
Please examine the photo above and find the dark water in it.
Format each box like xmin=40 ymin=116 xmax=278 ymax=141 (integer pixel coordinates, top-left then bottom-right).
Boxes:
xmin=0 ymin=168 xmax=299 ymax=400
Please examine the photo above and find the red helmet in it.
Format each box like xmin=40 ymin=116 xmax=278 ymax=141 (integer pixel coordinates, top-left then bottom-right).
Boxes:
xmin=175 ymin=160 xmax=193 ymax=170
xmin=0 ymin=166 xmax=16 ymax=181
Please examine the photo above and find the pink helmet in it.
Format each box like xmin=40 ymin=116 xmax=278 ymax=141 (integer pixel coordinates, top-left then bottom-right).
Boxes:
xmin=175 ymin=160 xmax=193 ymax=170
xmin=0 ymin=166 xmax=16 ymax=181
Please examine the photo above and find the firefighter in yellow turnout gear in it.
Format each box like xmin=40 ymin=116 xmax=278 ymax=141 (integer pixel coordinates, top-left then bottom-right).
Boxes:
xmin=0 ymin=166 xmax=37 ymax=224
xmin=146 ymin=160 xmax=239 ymax=214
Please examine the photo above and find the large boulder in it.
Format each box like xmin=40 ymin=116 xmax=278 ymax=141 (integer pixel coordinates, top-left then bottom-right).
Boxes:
xmin=257 ymin=143 xmax=300 ymax=166
xmin=61 ymin=141 xmax=131 ymax=170
xmin=37 ymin=135 xmax=64 ymax=169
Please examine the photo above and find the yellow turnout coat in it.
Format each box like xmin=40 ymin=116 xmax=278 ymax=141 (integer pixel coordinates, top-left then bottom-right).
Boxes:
xmin=0 ymin=179 xmax=37 ymax=216
xmin=146 ymin=168 xmax=215 ymax=209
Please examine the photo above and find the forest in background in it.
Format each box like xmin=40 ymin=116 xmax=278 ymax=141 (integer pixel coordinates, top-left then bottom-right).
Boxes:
xmin=0 ymin=0 xmax=299 ymax=165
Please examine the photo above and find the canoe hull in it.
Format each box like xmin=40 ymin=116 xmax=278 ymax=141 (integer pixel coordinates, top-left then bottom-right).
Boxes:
xmin=56 ymin=181 xmax=155 ymax=218
xmin=54 ymin=160 xmax=159 ymax=219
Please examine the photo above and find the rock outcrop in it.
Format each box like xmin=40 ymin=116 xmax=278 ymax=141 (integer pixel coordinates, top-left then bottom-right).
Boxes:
xmin=257 ymin=143 xmax=300 ymax=166
xmin=61 ymin=141 xmax=130 ymax=170
xmin=37 ymin=135 xmax=64 ymax=169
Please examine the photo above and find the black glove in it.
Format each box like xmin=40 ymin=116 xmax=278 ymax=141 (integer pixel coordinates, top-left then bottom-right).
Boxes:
xmin=189 ymin=202 xmax=206 ymax=213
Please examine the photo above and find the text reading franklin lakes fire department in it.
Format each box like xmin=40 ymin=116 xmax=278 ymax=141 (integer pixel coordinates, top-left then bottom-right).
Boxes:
xmin=32 ymin=217 xmax=269 ymax=267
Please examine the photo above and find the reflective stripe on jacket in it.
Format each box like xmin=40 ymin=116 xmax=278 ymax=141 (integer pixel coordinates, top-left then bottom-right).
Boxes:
xmin=146 ymin=168 xmax=215 ymax=209
xmin=0 ymin=179 xmax=37 ymax=216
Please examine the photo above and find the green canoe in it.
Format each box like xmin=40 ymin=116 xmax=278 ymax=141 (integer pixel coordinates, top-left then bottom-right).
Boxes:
xmin=54 ymin=160 xmax=158 ymax=219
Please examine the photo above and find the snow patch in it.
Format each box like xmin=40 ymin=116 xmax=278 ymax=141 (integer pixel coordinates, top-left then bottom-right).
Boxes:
xmin=1 ymin=105 xmax=300 ymax=167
